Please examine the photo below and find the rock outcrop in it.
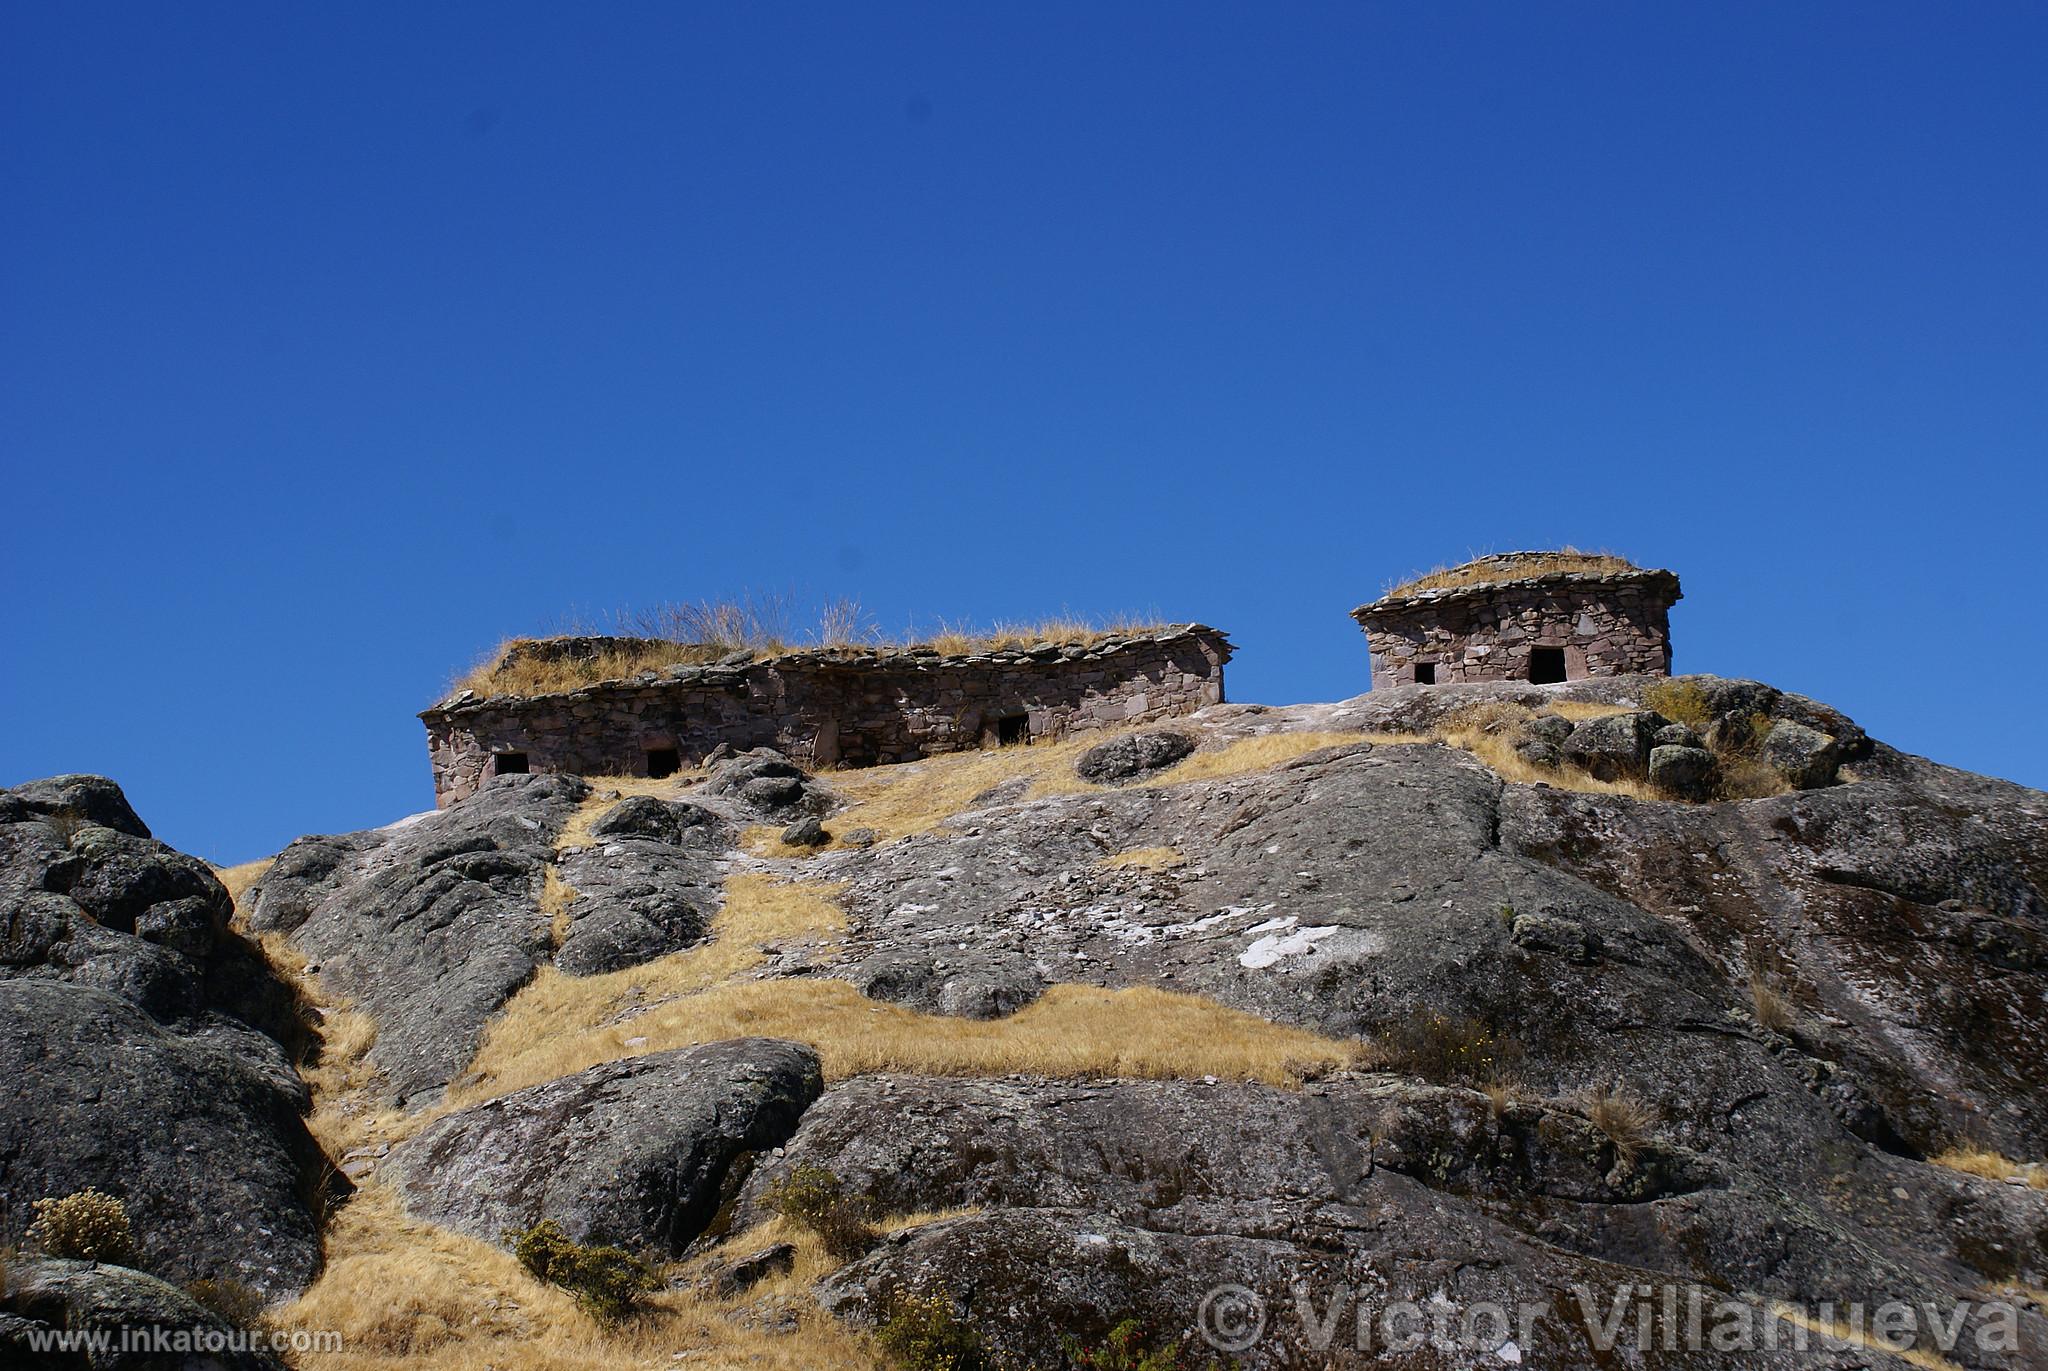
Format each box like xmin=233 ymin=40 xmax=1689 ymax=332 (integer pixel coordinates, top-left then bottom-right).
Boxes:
xmin=0 ymin=776 xmax=340 ymax=1298
xmin=2 ymin=1255 xmax=289 ymax=1370
xmin=554 ymin=796 xmax=728 ymax=975
xmin=383 ymin=1039 xmax=822 ymax=1253
xmin=243 ymin=773 xmax=589 ymax=1105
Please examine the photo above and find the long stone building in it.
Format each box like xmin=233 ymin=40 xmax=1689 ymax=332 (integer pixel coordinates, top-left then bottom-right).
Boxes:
xmin=1353 ymin=552 xmax=1680 ymax=690
xmin=420 ymin=626 xmax=1233 ymax=807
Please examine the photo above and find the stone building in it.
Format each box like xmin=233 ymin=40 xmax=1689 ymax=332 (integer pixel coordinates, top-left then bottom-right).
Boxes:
xmin=1352 ymin=552 xmax=1680 ymax=690
xmin=420 ymin=626 xmax=1233 ymax=807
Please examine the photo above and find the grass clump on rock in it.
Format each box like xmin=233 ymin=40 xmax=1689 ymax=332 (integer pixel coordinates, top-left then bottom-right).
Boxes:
xmin=505 ymin=1220 xmax=662 ymax=1325
xmin=27 ymin=1188 xmax=136 ymax=1265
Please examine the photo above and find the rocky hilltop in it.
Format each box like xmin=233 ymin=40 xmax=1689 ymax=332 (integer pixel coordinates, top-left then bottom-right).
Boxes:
xmin=3 ymin=674 xmax=2044 ymax=1370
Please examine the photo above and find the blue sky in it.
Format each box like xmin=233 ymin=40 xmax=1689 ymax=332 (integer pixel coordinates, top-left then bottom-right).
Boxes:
xmin=4 ymin=3 xmax=2044 ymax=863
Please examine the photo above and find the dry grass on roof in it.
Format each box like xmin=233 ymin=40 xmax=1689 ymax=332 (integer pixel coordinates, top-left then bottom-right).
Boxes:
xmin=1384 ymin=548 xmax=1639 ymax=598
xmin=448 ymin=603 xmax=1176 ymax=700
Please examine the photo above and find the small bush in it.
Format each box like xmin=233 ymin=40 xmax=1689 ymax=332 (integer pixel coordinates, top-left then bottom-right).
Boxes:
xmin=762 ymin=1163 xmax=878 ymax=1259
xmin=877 ymin=1290 xmax=992 ymax=1371
xmin=1382 ymin=1010 xmax=1522 ymax=1086
xmin=505 ymin=1220 xmax=662 ymax=1325
xmin=27 ymin=1189 xmax=136 ymax=1265
xmin=1750 ymin=979 xmax=1795 ymax=1034
xmin=1641 ymin=679 xmax=1712 ymax=730
xmin=1069 ymin=1318 xmax=1217 ymax=1369
xmin=185 ymin=1277 xmax=269 ymax=1329
xmin=1580 ymin=1084 xmax=1660 ymax=1162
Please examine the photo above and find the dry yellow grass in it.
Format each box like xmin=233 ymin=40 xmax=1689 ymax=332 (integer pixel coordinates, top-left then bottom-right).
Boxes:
xmin=1385 ymin=548 xmax=1637 ymax=597
xmin=462 ymin=978 xmax=1360 ymax=1107
xmin=454 ymin=639 xmax=728 ymax=698
xmin=1098 ymin=845 xmax=1186 ymax=872
xmin=1931 ymin=1146 xmax=2047 ymax=1188
xmin=1766 ymin=1302 xmax=1969 ymax=1371
xmin=457 ymin=617 xmax=1175 ymax=698
xmin=276 ymin=1185 xmax=887 ymax=1371
xmin=820 ymin=733 xmax=1113 ymax=846
xmin=453 ymin=872 xmax=847 ymax=1105
xmin=1546 ymin=699 xmax=1631 ymax=722
xmin=540 ymin=868 xmax=576 ymax=946
xmin=1144 ymin=732 xmax=1373 ymax=787
xmin=214 ymin=858 xmax=275 ymax=912
xmin=916 ymin=615 xmax=1165 ymax=656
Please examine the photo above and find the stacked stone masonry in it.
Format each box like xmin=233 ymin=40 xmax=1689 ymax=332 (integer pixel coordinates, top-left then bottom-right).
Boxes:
xmin=1353 ymin=560 xmax=1680 ymax=691
xmin=421 ymin=626 xmax=1232 ymax=807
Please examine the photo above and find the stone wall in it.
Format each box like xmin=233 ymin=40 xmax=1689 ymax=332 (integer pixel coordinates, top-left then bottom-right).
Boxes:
xmin=1355 ymin=571 xmax=1679 ymax=691
xmin=420 ymin=627 xmax=1233 ymax=807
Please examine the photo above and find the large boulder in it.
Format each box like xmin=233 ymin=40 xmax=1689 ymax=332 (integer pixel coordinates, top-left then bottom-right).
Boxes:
xmin=383 ymin=1039 xmax=822 ymax=1253
xmin=1559 ymin=709 xmax=1666 ymax=780
xmin=554 ymin=797 xmax=727 ymax=976
xmin=1762 ymin=719 xmax=1843 ymax=790
xmin=1074 ymin=731 xmax=1197 ymax=785
xmin=243 ymin=773 xmax=588 ymax=1105
xmin=2 ymin=1256 xmax=288 ymax=1370
xmin=0 ymin=777 xmax=341 ymax=1298
xmin=1648 ymin=743 xmax=1718 ymax=799
xmin=705 ymin=750 xmax=826 ymax=815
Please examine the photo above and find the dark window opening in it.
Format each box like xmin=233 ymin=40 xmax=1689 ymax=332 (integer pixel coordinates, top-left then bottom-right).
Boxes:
xmin=1529 ymin=647 xmax=1568 ymax=684
xmin=1414 ymin=663 xmax=1436 ymax=685
xmin=997 ymin=714 xmax=1029 ymax=747
xmin=645 ymin=746 xmax=680 ymax=779
xmin=494 ymin=751 xmax=529 ymax=775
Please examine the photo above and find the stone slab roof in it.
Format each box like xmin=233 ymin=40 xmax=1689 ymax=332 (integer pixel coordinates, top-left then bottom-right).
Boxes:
xmin=423 ymin=623 xmax=1234 ymax=717
xmin=1352 ymin=554 xmax=1680 ymax=623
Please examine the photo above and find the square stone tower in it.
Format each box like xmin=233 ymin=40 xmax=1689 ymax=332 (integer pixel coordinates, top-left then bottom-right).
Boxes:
xmin=1352 ymin=552 xmax=1680 ymax=689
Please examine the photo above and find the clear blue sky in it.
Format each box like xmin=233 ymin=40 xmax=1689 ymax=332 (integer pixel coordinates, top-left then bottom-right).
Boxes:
xmin=5 ymin=4 xmax=2044 ymax=863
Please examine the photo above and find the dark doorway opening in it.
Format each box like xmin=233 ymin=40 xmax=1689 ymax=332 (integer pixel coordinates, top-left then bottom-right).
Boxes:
xmin=645 ymin=746 xmax=680 ymax=779
xmin=494 ymin=751 xmax=529 ymax=775
xmin=1529 ymin=647 xmax=1567 ymax=684
xmin=1414 ymin=663 xmax=1436 ymax=685
xmin=997 ymin=714 xmax=1029 ymax=747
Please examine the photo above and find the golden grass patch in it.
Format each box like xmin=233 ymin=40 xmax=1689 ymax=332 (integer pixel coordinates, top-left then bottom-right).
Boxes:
xmin=1097 ymin=845 xmax=1186 ymax=872
xmin=1931 ymin=1146 xmax=2047 ymax=1189
xmin=1143 ymin=732 xmax=1374 ymax=787
xmin=462 ymin=978 xmax=1359 ymax=1107
xmin=819 ymin=734 xmax=1112 ymax=846
xmin=214 ymin=858 xmax=275 ymax=913
xmin=1546 ymin=699 xmax=1632 ymax=723
xmin=454 ymin=873 xmax=848 ymax=1106
xmin=540 ymin=868 xmax=576 ymax=947
xmin=276 ymin=1186 xmax=884 ymax=1371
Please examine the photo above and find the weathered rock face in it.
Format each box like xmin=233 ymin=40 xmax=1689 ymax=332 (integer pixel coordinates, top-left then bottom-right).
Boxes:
xmin=243 ymin=773 xmax=589 ymax=1105
xmin=766 ymin=679 xmax=2044 ymax=1366
xmin=0 ymin=776 xmax=340 ymax=1298
xmin=2 ymin=1255 xmax=289 ymax=1370
xmin=383 ymin=1039 xmax=822 ymax=1253
xmin=555 ymin=797 xmax=728 ymax=976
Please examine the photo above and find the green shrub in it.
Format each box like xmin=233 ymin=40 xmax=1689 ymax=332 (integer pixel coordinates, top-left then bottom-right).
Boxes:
xmin=877 ymin=1290 xmax=991 ymax=1371
xmin=184 ymin=1277 xmax=268 ymax=1329
xmin=762 ymin=1163 xmax=878 ymax=1259
xmin=505 ymin=1219 xmax=662 ymax=1325
xmin=27 ymin=1189 xmax=136 ymax=1265
xmin=1068 ymin=1318 xmax=1214 ymax=1369
xmin=1382 ymin=1010 xmax=1521 ymax=1086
